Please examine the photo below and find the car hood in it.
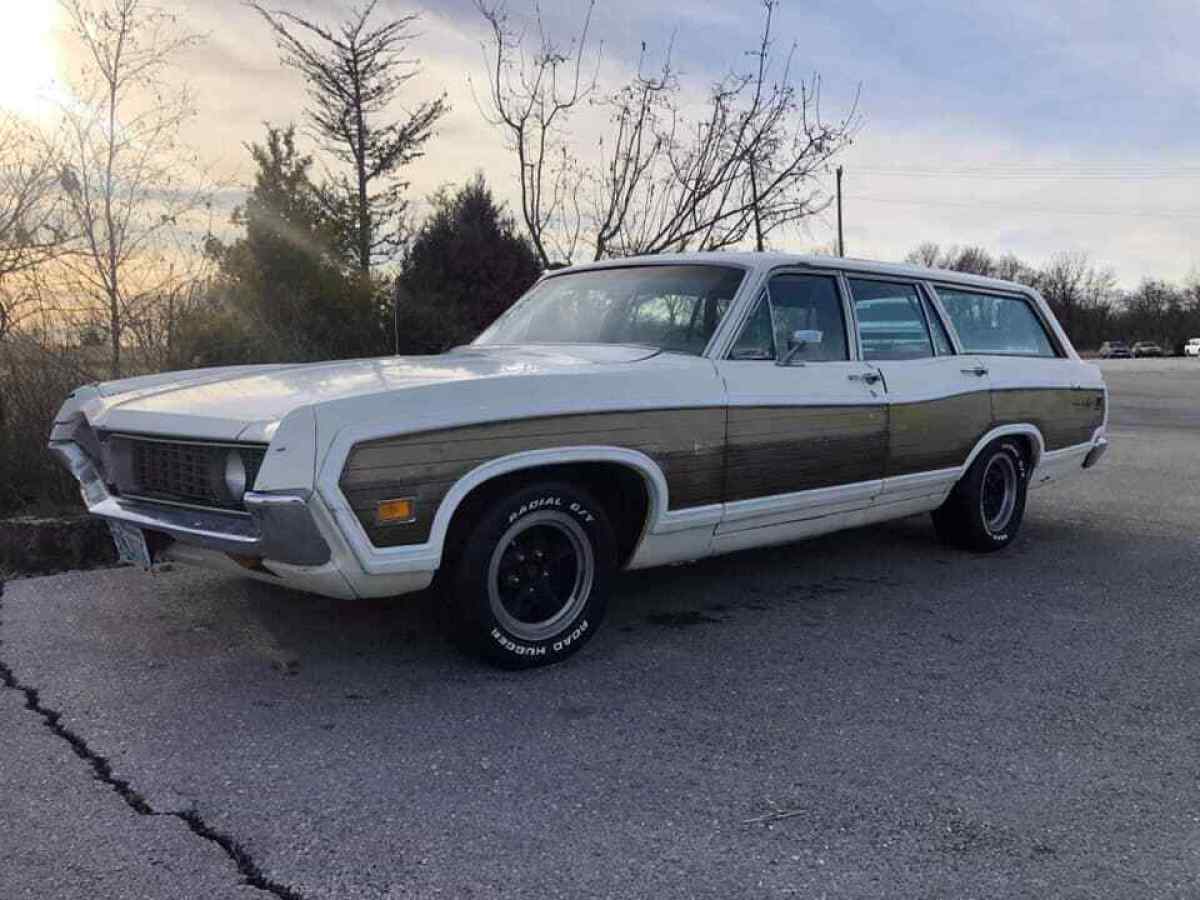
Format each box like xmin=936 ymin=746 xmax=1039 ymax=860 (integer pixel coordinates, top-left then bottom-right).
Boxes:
xmin=73 ymin=345 xmax=671 ymax=441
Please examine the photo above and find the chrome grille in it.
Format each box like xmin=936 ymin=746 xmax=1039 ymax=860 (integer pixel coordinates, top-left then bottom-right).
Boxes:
xmin=117 ymin=438 xmax=266 ymax=511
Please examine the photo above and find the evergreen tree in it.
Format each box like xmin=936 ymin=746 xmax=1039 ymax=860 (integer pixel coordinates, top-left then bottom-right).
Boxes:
xmin=204 ymin=126 xmax=386 ymax=362
xmin=396 ymin=173 xmax=541 ymax=353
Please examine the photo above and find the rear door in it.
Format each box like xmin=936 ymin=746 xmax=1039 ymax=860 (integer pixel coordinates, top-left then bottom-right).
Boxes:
xmin=931 ymin=284 xmax=1105 ymax=462
xmin=714 ymin=270 xmax=887 ymax=534
xmin=844 ymin=276 xmax=993 ymax=503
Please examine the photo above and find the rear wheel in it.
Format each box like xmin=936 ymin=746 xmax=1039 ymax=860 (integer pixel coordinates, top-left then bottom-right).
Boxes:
xmin=446 ymin=481 xmax=615 ymax=668
xmin=932 ymin=438 xmax=1029 ymax=552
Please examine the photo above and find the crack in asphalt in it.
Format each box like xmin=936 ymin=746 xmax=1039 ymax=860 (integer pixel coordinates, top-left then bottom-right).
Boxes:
xmin=0 ymin=580 xmax=306 ymax=900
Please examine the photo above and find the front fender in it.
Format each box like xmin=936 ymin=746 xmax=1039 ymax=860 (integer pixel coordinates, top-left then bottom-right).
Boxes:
xmin=318 ymin=444 xmax=673 ymax=578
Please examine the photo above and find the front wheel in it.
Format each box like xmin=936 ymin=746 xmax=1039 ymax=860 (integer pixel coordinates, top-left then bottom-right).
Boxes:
xmin=932 ymin=438 xmax=1029 ymax=552
xmin=447 ymin=481 xmax=615 ymax=668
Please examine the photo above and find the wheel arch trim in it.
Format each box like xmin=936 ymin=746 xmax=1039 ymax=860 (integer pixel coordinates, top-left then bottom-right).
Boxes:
xmin=962 ymin=424 xmax=1046 ymax=473
xmin=321 ymin=444 xmax=674 ymax=576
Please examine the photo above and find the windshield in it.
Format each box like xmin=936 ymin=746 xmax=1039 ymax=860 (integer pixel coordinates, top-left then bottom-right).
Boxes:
xmin=474 ymin=264 xmax=746 ymax=355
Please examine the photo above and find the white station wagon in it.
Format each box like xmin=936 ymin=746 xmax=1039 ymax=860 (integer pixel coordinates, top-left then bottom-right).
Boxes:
xmin=51 ymin=253 xmax=1109 ymax=667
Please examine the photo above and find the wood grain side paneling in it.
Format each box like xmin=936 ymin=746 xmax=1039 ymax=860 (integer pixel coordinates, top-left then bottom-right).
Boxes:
xmin=724 ymin=405 xmax=887 ymax=501
xmin=991 ymin=388 xmax=1105 ymax=451
xmin=340 ymin=408 xmax=726 ymax=546
xmin=887 ymin=391 xmax=993 ymax=477
xmin=340 ymin=388 xmax=1100 ymax=549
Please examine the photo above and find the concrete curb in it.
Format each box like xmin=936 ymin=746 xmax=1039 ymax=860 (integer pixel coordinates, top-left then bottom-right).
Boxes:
xmin=0 ymin=515 xmax=116 ymax=575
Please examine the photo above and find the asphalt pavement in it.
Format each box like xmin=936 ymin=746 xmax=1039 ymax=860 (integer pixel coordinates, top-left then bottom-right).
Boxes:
xmin=2 ymin=358 xmax=1199 ymax=899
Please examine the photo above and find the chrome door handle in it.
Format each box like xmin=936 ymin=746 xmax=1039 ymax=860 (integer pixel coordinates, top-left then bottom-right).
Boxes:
xmin=960 ymin=366 xmax=988 ymax=377
xmin=848 ymin=372 xmax=882 ymax=385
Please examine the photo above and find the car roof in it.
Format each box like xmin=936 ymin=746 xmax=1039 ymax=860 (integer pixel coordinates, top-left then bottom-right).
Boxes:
xmin=553 ymin=251 xmax=1039 ymax=296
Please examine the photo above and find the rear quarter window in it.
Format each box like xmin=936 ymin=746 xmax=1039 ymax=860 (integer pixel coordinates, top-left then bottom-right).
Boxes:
xmin=935 ymin=288 xmax=1059 ymax=358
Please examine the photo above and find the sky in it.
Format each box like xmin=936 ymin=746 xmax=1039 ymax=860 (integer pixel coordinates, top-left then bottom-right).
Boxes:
xmin=9 ymin=0 xmax=1200 ymax=287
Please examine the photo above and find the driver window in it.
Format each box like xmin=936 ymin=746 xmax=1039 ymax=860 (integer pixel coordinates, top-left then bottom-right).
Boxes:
xmin=728 ymin=274 xmax=849 ymax=362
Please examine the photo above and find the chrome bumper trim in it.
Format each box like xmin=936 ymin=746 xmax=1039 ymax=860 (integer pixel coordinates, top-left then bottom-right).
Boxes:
xmin=1082 ymin=437 xmax=1108 ymax=469
xmin=49 ymin=440 xmax=331 ymax=566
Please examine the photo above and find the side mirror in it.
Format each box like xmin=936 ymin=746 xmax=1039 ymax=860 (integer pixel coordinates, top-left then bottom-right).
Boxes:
xmin=789 ymin=329 xmax=823 ymax=349
xmin=778 ymin=329 xmax=823 ymax=366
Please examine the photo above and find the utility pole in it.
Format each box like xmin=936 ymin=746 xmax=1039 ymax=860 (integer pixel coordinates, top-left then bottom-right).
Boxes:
xmin=836 ymin=165 xmax=845 ymax=257
xmin=392 ymin=277 xmax=401 ymax=355
xmin=750 ymin=154 xmax=764 ymax=252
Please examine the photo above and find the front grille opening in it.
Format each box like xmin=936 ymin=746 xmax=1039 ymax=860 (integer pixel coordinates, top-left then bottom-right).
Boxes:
xmin=126 ymin=440 xmax=266 ymax=511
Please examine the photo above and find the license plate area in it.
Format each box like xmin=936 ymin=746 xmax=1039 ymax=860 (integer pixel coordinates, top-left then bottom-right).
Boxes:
xmin=107 ymin=520 xmax=153 ymax=568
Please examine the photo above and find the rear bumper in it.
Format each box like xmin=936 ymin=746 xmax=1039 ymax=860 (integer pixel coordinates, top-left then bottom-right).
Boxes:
xmin=1082 ymin=436 xmax=1108 ymax=469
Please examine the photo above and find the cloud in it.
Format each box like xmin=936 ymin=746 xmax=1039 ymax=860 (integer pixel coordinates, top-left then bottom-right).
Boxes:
xmin=75 ymin=0 xmax=1200 ymax=286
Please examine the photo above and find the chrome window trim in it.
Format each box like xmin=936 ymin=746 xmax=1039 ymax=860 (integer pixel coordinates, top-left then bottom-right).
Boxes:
xmin=725 ymin=286 xmax=773 ymax=360
xmin=496 ymin=260 xmax=757 ymax=361
xmin=926 ymin=282 xmax=1066 ymax=359
xmin=842 ymin=273 xmax=938 ymax=362
xmin=920 ymin=281 xmax=966 ymax=355
xmin=721 ymin=266 xmax=858 ymax=363
xmin=707 ymin=265 xmax=772 ymax=360
xmin=915 ymin=282 xmax=959 ymax=356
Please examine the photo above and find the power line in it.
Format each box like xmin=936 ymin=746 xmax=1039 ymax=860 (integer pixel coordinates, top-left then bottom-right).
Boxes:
xmin=855 ymin=168 xmax=1200 ymax=181
xmin=851 ymin=194 xmax=1200 ymax=221
xmin=854 ymin=162 xmax=1200 ymax=172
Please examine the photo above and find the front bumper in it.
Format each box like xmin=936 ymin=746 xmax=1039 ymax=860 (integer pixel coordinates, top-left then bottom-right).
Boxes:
xmin=49 ymin=440 xmax=331 ymax=567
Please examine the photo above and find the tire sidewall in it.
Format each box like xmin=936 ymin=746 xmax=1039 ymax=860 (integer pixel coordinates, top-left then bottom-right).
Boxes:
xmin=971 ymin=439 xmax=1028 ymax=547
xmin=452 ymin=482 xmax=614 ymax=668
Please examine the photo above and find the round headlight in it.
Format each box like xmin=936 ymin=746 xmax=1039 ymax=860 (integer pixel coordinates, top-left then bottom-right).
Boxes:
xmin=224 ymin=450 xmax=247 ymax=501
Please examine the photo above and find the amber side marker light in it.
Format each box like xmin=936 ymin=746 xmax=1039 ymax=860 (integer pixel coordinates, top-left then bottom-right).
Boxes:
xmin=376 ymin=497 xmax=416 ymax=525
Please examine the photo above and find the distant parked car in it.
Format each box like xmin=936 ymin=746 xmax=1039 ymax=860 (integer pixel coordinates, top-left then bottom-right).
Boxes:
xmin=1099 ymin=341 xmax=1132 ymax=358
xmin=1185 ymin=338 xmax=1200 ymax=358
xmin=1132 ymin=341 xmax=1164 ymax=358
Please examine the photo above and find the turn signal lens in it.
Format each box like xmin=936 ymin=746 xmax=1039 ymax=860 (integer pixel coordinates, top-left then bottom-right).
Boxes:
xmin=376 ymin=497 xmax=416 ymax=525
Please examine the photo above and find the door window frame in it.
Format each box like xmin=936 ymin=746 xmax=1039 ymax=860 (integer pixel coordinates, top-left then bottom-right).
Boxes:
xmin=723 ymin=267 xmax=860 ymax=363
xmin=841 ymin=274 xmax=948 ymax=363
xmin=927 ymin=281 xmax=1065 ymax=359
xmin=916 ymin=283 xmax=958 ymax=356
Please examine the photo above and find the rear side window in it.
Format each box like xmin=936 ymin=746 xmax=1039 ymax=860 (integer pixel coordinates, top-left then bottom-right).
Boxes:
xmin=936 ymin=288 xmax=1059 ymax=358
xmin=847 ymin=279 xmax=934 ymax=361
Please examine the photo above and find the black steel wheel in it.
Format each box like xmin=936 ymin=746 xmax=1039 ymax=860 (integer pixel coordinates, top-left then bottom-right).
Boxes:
xmin=932 ymin=438 xmax=1029 ymax=552
xmin=446 ymin=481 xmax=615 ymax=668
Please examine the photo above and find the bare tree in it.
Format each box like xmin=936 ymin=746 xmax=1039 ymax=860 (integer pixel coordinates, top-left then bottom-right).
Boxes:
xmin=472 ymin=0 xmax=598 ymax=267
xmin=56 ymin=0 xmax=211 ymax=379
xmin=0 ymin=114 xmax=73 ymax=341
xmin=905 ymin=243 xmax=1038 ymax=286
xmin=905 ymin=241 xmax=944 ymax=269
xmin=993 ymin=252 xmax=1035 ymax=284
xmin=1036 ymin=250 xmax=1116 ymax=339
xmin=249 ymin=0 xmax=449 ymax=273
xmin=1184 ymin=266 xmax=1200 ymax=313
xmin=475 ymin=0 xmax=858 ymax=266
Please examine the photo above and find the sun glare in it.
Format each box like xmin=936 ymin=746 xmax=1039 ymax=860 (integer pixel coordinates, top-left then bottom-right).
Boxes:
xmin=0 ymin=0 xmax=60 ymax=119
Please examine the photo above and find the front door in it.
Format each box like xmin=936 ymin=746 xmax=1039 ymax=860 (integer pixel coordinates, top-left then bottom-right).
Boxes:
xmin=844 ymin=276 xmax=994 ymax=503
xmin=714 ymin=271 xmax=888 ymax=537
